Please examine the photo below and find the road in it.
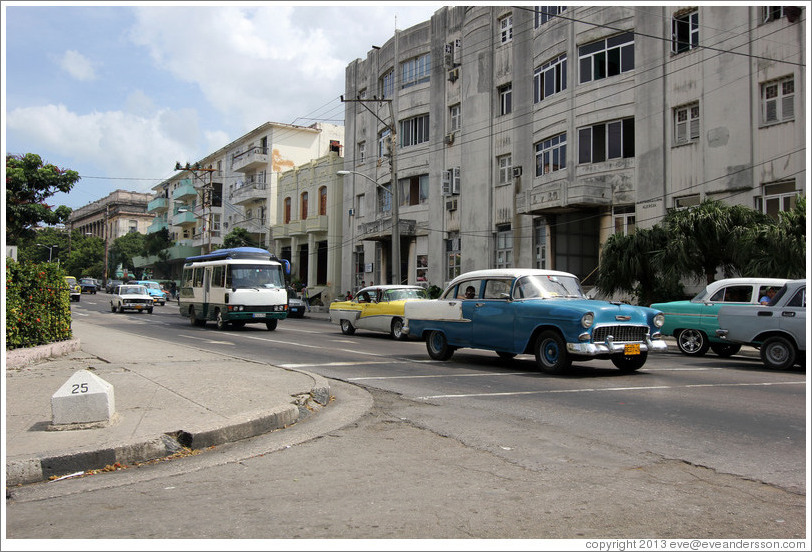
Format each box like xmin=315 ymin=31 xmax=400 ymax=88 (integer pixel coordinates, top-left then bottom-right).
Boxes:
xmin=5 ymin=293 xmax=808 ymax=541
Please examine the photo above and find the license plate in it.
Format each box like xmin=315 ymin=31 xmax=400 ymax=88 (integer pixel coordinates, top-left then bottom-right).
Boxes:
xmin=134 ymin=305 xmax=143 ymax=310
xmin=252 ymin=313 xmax=267 ymax=318
xmin=624 ymin=343 xmax=641 ymax=355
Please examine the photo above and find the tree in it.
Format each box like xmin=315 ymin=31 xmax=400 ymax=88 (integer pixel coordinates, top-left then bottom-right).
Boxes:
xmin=6 ymin=153 xmax=80 ymax=243
xmin=737 ymin=195 xmax=806 ymax=278
xmin=223 ymin=227 xmax=257 ymax=248
xmin=655 ymin=199 xmax=772 ymax=285
xmin=109 ymin=232 xmax=147 ymax=277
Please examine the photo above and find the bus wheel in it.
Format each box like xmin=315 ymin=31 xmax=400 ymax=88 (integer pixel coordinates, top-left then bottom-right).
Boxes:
xmin=266 ymin=319 xmax=278 ymax=331
xmin=215 ymin=309 xmax=227 ymax=330
xmin=190 ymin=307 xmax=205 ymax=327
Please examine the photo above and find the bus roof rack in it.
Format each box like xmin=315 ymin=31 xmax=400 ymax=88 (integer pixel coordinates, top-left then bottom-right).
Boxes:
xmin=184 ymin=247 xmax=280 ymax=264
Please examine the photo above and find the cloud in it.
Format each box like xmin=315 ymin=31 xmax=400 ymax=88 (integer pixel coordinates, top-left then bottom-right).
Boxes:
xmin=58 ymin=50 xmax=97 ymax=81
xmin=5 ymin=104 xmax=203 ymax=192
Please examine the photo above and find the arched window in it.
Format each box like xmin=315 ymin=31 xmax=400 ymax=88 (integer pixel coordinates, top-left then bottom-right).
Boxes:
xmin=284 ymin=197 xmax=291 ymax=224
xmin=301 ymin=192 xmax=308 ymax=220
xmin=319 ymin=186 xmax=328 ymax=216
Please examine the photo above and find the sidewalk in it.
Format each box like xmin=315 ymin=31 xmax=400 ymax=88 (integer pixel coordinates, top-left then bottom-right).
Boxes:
xmin=5 ymin=318 xmax=331 ymax=486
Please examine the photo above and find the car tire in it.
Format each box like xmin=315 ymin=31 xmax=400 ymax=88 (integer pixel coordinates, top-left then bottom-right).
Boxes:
xmin=426 ymin=330 xmax=455 ymax=361
xmin=760 ymin=336 xmax=796 ymax=370
xmin=611 ymin=352 xmax=648 ymax=372
xmin=496 ymin=351 xmax=517 ymax=360
xmin=147 ymin=308 xmax=153 ymax=314
xmin=710 ymin=343 xmax=741 ymax=357
xmin=676 ymin=328 xmax=710 ymax=356
xmin=215 ymin=309 xmax=227 ymax=331
xmin=534 ymin=330 xmax=571 ymax=374
xmin=340 ymin=319 xmax=356 ymax=336
xmin=117 ymin=304 xmax=124 ymax=313
xmin=266 ymin=319 xmax=278 ymax=331
xmin=390 ymin=318 xmax=406 ymax=340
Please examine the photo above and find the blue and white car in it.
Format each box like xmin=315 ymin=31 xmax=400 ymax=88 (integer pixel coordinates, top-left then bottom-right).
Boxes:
xmin=403 ymin=269 xmax=667 ymax=374
xmin=131 ymin=280 xmax=168 ymax=306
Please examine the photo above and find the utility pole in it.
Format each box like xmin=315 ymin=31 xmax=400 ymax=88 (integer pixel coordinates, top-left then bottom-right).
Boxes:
xmin=175 ymin=162 xmax=218 ymax=254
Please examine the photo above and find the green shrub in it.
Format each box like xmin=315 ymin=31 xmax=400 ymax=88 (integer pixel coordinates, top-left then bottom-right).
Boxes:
xmin=5 ymin=259 xmax=72 ymax=350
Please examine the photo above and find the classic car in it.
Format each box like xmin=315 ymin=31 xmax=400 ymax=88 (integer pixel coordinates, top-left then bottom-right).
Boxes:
xmin=64 ymin=276 xmax=81 ymax=302
xmin=105 ymin=279 xmax=124 ymax=293
xmin=79 ymin=278 xmax=98 ymax=294
xmin=329 ymin=285 xmax=429 ymax=340
xmin=287 ymin=288 xmax=308 ymax=318
xmin=131 ymin=280 xmax=168 ymax=305
xmin=651 ymin=277 xmax=789 ymax=357
xmin=716 ymin=279 xmax=806 ymax=370
xmin=110 ymin=284 xmax=154 ymax=314
xmin=403 ymin=269 xmax=667 ymax=374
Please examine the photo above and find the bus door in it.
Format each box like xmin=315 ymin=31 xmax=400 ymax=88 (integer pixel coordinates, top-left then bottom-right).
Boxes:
xmin=203 ymin=267 xmax=212 ymax=317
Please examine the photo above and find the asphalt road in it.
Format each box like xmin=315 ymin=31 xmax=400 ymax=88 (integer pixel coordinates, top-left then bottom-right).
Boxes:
xmin=6 ymin=293 xmax=808 ymax=541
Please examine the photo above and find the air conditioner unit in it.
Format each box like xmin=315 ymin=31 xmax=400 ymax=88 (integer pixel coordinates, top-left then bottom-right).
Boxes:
xmin=448 ymin=67 xmax=459 ymax=82
xmin=348 ymin=208 xmax=355 ymax=216
xmin=512 ymin=166 xmax=523 ymax=178
xmin=444 ymin=132 xmax=455 ymax=145
xmin=445 ymin=199 xmax=458 ymax=211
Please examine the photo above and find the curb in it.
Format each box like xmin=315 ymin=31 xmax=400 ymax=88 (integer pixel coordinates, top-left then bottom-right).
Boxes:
xmin=5 ymin=338 xmax=82 ymax=369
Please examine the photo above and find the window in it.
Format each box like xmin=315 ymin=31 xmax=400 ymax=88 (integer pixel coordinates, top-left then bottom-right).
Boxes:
xmin=449 ymin=104 xmax=461 ymax=132
xmin=674 ymin=103 xmax=700 ymax=145
xmin=446 ymin=232 xmax=461 ymax=281
xmin=674 ymin=194 xmax=700 ymax=209
xmin=499 ymin=14 xmax=513 ymax=44
xmin=495 ymin=225 xmax=513 ymax=268
xmin=442 ymin=167 xmax=461 ymax=195
xmin=579 ymin=32 xmax=634 ymax=84
xmin=535 ymin=133 xmax=567 ymax=176
xmin=300 ymin=192 xmax=308 ymax=220
xmin=535 ymin=6 xmax=566 ymax=27
xmin=762 ymin=77 xmax=794 ymax=124
xmin=379 ymin=128 xmax=391 ymax=159
xmin=533 ymin=218 xmax=547 ymax=269
xmin=761 ymin=6 xmax=785 ymax=23
xmin=284 ymin=197 xmax=291 ymax=224
xmin=613 ymin=205 xmax=636 ymax=235
xmin=380 ymin=70 xmax=394 ymax=99
xmin=498 ymin=84 xmax=512 ymax=115
xmin=416 ymin=254 xmax=428 ymax=284
xmin=497 ymin=155 xmax=513 ymax=185
xmin=401 ymin=53 xmax=431 ymax=88
xmin=577 ymin=118 xmax=634 ymax=163
xmin=399 ymin=174 xmax=429 ymax=206
xmin=356 ymin=194 xmax=365 ymax=218
xmin=534 ymin=54 xmax=567 ymax=103
xmin=758 ymin=181 xmax=798 ymax=219
xmin=400 ymin=114 xmax=430 ymax=147
xmin=128 ymin=220 xmax=138 ymax=233
xmin=378 ymin=183 xmax=391 ymax=213
xmin=319 ymin=186 xmax=327 ymax=216
xmin=358 ymin=142 xmax=366 ymax=164
xmin=672 ymin=9 xmax=699 ymax=54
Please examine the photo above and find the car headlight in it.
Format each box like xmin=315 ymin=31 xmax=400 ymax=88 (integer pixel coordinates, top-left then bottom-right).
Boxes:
xmin=580 ymin=312 xmax=594 ymax=329
xmin=653 ymin=313 xmax=665 ymax=328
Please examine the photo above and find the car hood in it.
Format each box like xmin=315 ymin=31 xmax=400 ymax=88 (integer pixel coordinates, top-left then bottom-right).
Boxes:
xmin=551 ymin=298 xmax=659 ymax=321
xmin=649 ymin=300 xmax=694 ymax=312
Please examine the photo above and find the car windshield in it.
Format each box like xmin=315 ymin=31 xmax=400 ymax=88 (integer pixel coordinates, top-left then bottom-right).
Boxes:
xmin=143 ymin=282 xmax=161 ymax=289
xmin=227 ymin=264 xmax=285 ymax=289
xmin=384 ymin=288 xmax=428 ymax=301
xmin=122 ymin=286 xmax=146 ymax=295
xmin=514 ymin=274 xmax=584 ymax=299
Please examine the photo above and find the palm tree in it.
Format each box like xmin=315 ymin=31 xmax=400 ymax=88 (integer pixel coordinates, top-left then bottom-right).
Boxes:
xmin=737 ymin=195 xmax=806 ymax=278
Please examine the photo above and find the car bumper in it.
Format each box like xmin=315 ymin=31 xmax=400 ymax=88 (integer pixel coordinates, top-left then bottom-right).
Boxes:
xmin=567 ymin=337 xmax=668 ymax=356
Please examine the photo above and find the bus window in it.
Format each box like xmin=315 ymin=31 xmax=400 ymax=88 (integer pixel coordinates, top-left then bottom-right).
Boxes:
xmin=182 ymin=268 xmax=193 ymax=288
xmin=228 ymin=264 xmax=284 ymax=289
xmin=193 ymin=268 xmax=204 ymax=287
xmin=211 ymin=266 xmax=224 ymax=288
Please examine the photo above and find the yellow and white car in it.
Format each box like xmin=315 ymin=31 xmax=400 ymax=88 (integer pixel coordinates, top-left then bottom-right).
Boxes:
xmin=329 ymin=285 xmax=429 ymax=340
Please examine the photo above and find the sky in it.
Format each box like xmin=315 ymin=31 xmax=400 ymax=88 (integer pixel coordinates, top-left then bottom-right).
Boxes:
xmin=3 ymin=1 xmax=445 ymax=211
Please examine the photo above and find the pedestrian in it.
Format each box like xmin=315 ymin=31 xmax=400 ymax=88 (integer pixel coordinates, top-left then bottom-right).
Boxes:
xmin=302 ymin=283 xmax=311 ymax=312
xmin=345 ymin=290 xmax=353 ymax=300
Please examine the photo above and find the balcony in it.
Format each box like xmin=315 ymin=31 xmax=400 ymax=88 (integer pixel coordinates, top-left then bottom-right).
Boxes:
xmin=231 ymin=180 xmax=267 ymax=206
xmin=171 ymin=180 xmax=197 ymax=201
xmin=271 ymin=223 xmax=289 ymax=239
xmin=147 ymin=197 xmax=168 ymax=213
xmin=147 ymin=217 xmax=168 ymax=234
xmin=231 ymin=147 xmax=269 ymax=173
xmin=172 ymin=210 xmax=199 ymax=226
xmin=305 ymin=215 xmax=328 ymax=233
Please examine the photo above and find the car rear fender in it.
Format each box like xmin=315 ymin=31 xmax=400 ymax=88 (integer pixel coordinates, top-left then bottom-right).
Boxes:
xmin=750 ymin=330 xmax=801 ymax=350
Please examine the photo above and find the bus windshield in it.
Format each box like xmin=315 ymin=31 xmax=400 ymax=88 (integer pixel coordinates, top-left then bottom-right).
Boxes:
xmin=226 ymin=264 xmax=284 ymax=290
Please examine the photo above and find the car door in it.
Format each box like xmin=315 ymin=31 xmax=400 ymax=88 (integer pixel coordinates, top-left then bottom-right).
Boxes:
xmin=699 ymin=284 xmax=753 ymax=336
xmin=779 ymin=285 xmax=806 ymax=351
xmin=470 ymin=278 xmax=516 ymax=351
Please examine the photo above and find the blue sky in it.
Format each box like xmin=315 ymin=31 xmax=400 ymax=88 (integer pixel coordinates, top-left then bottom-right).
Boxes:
xmin=3 ymin=2 xmax=443 ymax=210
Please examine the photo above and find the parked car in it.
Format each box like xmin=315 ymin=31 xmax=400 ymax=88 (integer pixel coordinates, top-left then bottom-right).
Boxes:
xmin=651 ymin=277 xmax=789 ymax=357
xmin=403 ymin=269 xmax=667 ymax=374
xmin=716 ymin=280 xmax=806 ymax=370
xmin=330 ymin=285 xmax=430 ymax=340
xmin=105 ymin=279 xmax=124 ymax=293
xmin=287 ymin=288 xmax=308 ymax=318
xmin=131 ymin=280 xmax=168 ymax=306
xmin=110 ymin=284 xmax=154 ymax=314
xmin=79 ymin=278 xmax=98 ymax=294
xmin=64 ymin=276 xmax=81 ymax=302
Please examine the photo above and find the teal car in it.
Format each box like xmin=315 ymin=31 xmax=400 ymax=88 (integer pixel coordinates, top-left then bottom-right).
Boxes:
xmin=131 ymin=280 xmax=168 ymax=306
xmin=651 ymin=277 xmax=788 ymax=357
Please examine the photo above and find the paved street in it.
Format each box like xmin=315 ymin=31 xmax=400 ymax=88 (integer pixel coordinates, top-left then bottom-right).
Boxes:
xmin=5 ymin=295 xmax=808 ymax=541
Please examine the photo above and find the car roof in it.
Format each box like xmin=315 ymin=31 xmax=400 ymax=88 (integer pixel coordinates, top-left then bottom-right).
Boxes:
xmin=703 ymin=277 xmax=790 ymax=291
xmin=448 ymin=268 xmax=576 ymax=287
xmin=359 ymin=285 xmax=425 ymax=292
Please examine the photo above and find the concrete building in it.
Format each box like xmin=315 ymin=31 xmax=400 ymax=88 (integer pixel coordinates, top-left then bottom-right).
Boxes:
xmin=340 ymin=5 xmax=806 ymax=293
xmin=69 ymin=189 xmax=155 ymax=241
xmin=272 ymin=152 xmax=345 ymax=304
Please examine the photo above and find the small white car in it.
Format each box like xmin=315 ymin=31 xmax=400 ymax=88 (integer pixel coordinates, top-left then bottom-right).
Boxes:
xmin=110 ymin=284 xmax=154 ymax=314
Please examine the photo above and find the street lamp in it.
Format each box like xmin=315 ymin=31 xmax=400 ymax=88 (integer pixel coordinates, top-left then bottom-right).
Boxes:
xmin=337 ymin=170 xmax=401 ymax=285
xmin=36 ymin=243 xmax=58 ymax=262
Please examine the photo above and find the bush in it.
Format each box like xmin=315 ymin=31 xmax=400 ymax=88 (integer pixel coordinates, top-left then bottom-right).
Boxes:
xmin=5 ymin=259 xmax=72 ymax=350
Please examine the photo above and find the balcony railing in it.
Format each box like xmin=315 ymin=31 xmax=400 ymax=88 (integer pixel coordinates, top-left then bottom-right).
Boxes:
xmin=231 ymin=147 xmax=269 ymax=173
xmin=231 ymin=180 xmax=268 ymax=205
xmin=147 ymin=197 xmax=168 ymax=213
xmin=147 ymin=217 xmax=168 ymax=234
xmin=171 ymin=180 xmax=197 ymax=200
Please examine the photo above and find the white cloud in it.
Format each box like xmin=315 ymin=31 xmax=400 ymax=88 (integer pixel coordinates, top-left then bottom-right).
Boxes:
xmin=125 ymin=90 xmax=156 ymax=116
xmin=5 ymin=104 xmax=204 ymax=192
xmin=58 ymin=50 xmax=97 ymax=81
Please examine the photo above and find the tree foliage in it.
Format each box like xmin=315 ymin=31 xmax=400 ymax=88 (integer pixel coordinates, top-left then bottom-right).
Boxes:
xmin=109 ymin=232 xmax=147 ymax=277
xmin=223 ymin=227 xmax=257 ymax=248
xmin=735 ymin=195 xmax=806 ymax=278
xmin=6 ymin=153 xmax=80 ymax=243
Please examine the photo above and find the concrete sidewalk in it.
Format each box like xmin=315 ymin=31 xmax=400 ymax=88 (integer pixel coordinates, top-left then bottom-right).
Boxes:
xmin=5 ymin=318 xmax=331 ymax=486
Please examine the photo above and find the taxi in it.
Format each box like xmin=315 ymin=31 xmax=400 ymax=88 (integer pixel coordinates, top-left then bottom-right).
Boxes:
xmin=329 ymin=285 xmax=429 ymax=340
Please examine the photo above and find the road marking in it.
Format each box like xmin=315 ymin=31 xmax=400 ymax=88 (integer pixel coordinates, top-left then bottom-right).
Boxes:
xmin=415 ymin=380 xmax=805 ymax=400
xmin=348 ymin=372 xmax=528 ymax=381
xmin=239 ymin=335 xmax=322 ymax=348
xmin=278 ymin=361 xmax=394 ymax=369
xmin=177 ymin=334 xmax=234 ymax=345
xmin=71 ymin=312 xmax=90 ymax=317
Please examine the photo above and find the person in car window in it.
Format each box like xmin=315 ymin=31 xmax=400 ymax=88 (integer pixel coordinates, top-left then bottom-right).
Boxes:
xmin=464 ymin=285 xmax=476 ymax=299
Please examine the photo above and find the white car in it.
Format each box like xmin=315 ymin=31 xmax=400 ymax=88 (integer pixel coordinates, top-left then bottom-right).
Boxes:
xmin=110 ymin=284 xmax=154 ymax=314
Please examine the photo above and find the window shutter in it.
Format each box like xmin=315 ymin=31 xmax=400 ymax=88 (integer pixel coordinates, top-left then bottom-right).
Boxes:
xmin=782 ymin=95 xmax=794 ymax=120
xmin=442 ymin=170 xmax=451 ymax=195
xmin=765 ymin=98 xmax=777 ymax=123
xmin=453 ymin=167 xmax=461 ymax=194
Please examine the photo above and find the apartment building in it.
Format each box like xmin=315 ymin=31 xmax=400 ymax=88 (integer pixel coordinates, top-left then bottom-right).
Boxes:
xmin=272 ymin=152 xmax=344 ymax=303
xmin=69 ymin=189 xmax=155 ymax=240
xmin=340 ymin=5 xmax=806 ymax=292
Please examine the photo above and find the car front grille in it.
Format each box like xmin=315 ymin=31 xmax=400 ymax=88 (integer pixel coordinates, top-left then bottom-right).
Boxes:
xmin=124 ymin=300 xmax=152 ymax=306
xmin=592 ymin=325 xmax=649 ymax=343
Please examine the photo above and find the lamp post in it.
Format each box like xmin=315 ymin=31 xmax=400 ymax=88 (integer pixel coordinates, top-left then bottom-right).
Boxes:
xmin=36 ymin=243 xmax=58 ymax=262
xmin=337 ymin=170 xmax=401 ymax=285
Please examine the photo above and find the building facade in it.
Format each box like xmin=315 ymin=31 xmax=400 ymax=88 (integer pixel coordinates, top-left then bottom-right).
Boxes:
xmin=69 ymin=189 xmax=155 ymax=241
xmin=341 ymin=5 xmax=806 ymax=293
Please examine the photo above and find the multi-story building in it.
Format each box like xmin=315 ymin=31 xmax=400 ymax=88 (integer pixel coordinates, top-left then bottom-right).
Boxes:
xmin=272 ymin=152 xmax=344 ymax=303
xmin=69 ymin=189 xmax=155 ymax=240
xmin=341 ymin=5 xmax=806 ymax=293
